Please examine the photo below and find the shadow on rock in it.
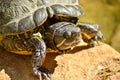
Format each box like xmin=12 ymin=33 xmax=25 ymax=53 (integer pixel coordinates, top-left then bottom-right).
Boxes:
xmin=0 ymin=46 xmax=59 ymax=80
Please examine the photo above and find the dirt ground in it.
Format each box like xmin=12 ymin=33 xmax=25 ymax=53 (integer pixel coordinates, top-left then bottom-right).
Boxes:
xmin=0 ymin=42 xmax=120 ymax=80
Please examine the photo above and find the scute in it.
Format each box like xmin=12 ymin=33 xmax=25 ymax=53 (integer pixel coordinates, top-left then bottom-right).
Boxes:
xmin=33 ymin=8 xmax=48 ymax=26
xmin=0 ymin=0 xmax=83 ymax=36
xmin=42 ymin=0 xmax=78 ymax=5
xmin=18 ymin=16 xmax=35 ymax=32
xmin=0 ymin=22 xmax=18 ymax=34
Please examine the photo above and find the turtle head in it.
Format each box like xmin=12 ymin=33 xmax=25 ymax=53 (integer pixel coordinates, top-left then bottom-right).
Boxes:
xmin=49 ymin=22 xmax=81 ymax=51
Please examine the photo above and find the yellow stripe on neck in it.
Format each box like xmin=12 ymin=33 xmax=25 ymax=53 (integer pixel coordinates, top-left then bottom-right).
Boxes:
xmin=81 ymin=32 xmax=92 ymax=40
xmin=56 ymin=39 xmax=66 ymax=48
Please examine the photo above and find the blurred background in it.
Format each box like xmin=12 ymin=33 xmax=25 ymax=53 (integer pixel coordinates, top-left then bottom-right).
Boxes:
xmin=79 ymin=0 xmax=120 ymax=52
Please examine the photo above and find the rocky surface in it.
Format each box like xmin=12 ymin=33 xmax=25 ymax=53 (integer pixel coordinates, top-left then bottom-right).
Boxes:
xmin=0 ymin=42 xmax=120 ymax=80
xmin=0 ymin=69 xmax=11 ymax=80
xmin=50 ymin=42 xmax=120 ymax=80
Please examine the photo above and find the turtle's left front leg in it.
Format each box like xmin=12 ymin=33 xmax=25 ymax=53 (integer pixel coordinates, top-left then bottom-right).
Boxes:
xmin=1 ymin=32 xmax=50 ymax=80
xmin=76 ymin=22 xmax=104 ymax=46
xmin=31 ymin=32 xmax=50 ymax=80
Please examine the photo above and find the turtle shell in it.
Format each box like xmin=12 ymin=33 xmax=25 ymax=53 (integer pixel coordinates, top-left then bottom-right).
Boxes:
xmin=0 ymin=0 xmax=83 ymax=36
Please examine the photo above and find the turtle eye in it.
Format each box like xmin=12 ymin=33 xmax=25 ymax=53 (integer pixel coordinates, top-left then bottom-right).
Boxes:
xmin=63 ymin=31 xmax=71 ymax=39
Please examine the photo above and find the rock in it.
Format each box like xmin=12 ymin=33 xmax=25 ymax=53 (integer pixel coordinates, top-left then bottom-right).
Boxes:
xmin=50 ymin=42 xmax=120 ymax=80
xmin=0 ymin=69 xmax=11 ymax=80
xmin=0 ymin=42 xmax=120 ymax=80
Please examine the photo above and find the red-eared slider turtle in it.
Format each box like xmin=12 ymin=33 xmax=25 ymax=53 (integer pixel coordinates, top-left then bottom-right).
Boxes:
xmin=0 ymin=0 xmax=103 ymax=80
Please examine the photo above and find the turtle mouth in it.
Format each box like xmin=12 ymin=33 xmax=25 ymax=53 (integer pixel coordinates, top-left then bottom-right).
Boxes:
xmin=57 ymin=36 xmax=81 ymax=50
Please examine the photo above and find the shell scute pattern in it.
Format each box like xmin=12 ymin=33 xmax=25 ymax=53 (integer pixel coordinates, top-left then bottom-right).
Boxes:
xmin=0 ymin=0 xmax=83 ymax=36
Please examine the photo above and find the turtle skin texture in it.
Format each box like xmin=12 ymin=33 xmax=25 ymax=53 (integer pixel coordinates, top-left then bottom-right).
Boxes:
xmin=0 ymin=0 xmax=103 ymax=80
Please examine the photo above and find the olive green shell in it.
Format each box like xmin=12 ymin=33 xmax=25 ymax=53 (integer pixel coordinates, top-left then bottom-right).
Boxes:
xmin=0 ymin=0 xmax=83 ymax=36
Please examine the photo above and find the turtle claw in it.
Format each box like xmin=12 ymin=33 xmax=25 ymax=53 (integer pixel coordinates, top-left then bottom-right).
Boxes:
xmin=33 ymin=67 xmax=51 ymax=80
xmin=39 ymin=72 xmax=50 ymax=80
xmin=41 ymin=73 xmax=51 ymax=80
xmin=39 ymin=67 xmax=51 ymax=80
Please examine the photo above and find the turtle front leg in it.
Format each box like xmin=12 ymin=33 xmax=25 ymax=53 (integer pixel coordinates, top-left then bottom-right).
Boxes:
xmin=31 ymin=32 xmax=50 ymax=80
xmin=1 ymin=32 xmax=50 ymax=80
xmin=76 ymin=22 xmax=104 ymax=46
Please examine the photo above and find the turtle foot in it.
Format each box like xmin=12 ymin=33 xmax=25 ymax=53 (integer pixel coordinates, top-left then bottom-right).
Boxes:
xmin=33 ymin=67 xmax=51 ymax=80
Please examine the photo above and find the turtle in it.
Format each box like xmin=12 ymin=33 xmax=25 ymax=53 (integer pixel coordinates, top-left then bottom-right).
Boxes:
xmin=0 ymin=0 xmax=103 ymax=80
